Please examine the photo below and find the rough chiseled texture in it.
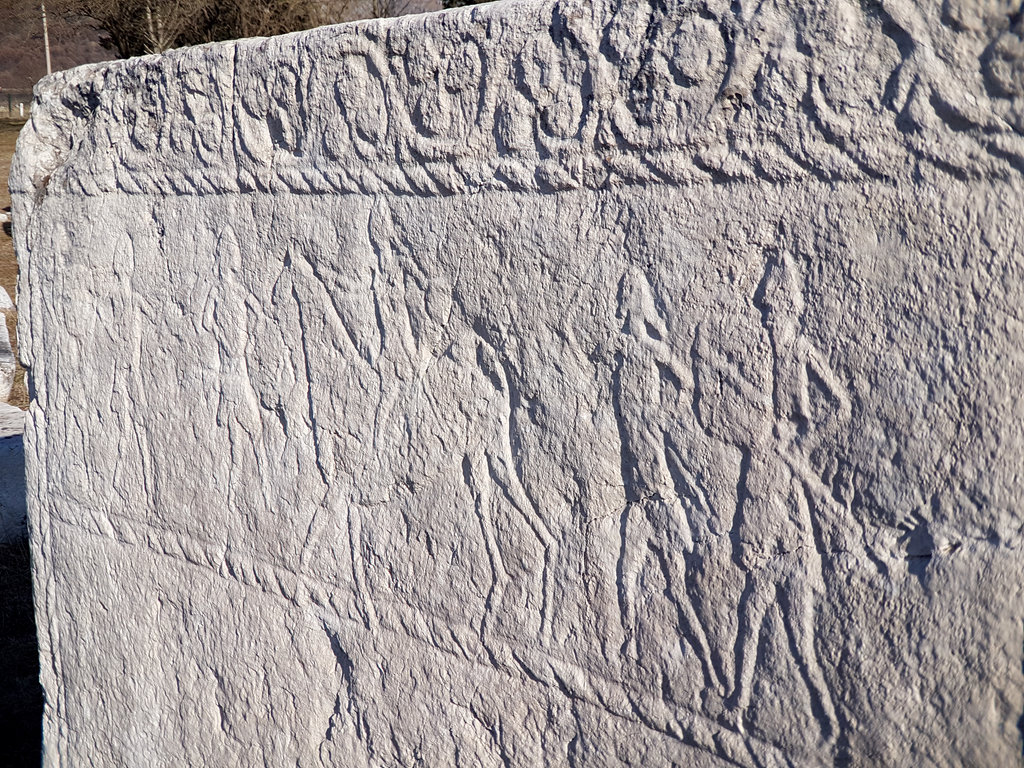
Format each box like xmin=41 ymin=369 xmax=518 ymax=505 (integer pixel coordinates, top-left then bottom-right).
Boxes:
xmin=11 ymin=0 xmax=1024 ymax=765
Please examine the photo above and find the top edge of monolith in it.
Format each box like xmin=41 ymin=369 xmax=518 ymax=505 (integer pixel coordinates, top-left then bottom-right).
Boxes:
xmin=10 ymin=0 xmax=1024 ymax=208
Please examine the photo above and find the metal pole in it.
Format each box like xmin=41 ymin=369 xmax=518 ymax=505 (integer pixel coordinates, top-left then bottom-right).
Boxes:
xmin=41 ymin=3 xmax=52 ymax=76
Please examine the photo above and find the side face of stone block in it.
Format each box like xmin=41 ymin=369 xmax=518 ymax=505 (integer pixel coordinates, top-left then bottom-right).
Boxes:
xmin=11 ymin=1 xmax=1024 ymax=766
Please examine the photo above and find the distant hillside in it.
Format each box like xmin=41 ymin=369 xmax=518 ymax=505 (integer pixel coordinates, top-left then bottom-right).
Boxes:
xmin=0 ymin=9 xmax=112 ymax=91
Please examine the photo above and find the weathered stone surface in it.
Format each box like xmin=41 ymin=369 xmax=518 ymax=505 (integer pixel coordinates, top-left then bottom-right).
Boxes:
xmin=10 ymin=1 xmax=1024 ymax=765
xmin=0 ymin=287 xmax=15 ymax=403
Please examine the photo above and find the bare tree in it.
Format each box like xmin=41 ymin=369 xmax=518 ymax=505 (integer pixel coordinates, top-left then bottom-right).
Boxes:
xmin=52 ymin=0 xmax=186 ymax=57
xmin=36 ymin=0 xmax=435 ymax=60
xmin=370 ymin=0 xmax=396 ymax=18
xmin=142 ymin=0 xmax=214 ymax=53
xmin=206 ymin=0 xmax=322 ymax=41
xmin=369 ymin=0 xmax=436 ymax=18
xmin=52 ymin=0 xmax=327 ymax=57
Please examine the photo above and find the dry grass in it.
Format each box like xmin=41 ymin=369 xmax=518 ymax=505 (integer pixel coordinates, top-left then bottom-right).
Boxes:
xmin=1 ymin=120 xmax=29 ymax=410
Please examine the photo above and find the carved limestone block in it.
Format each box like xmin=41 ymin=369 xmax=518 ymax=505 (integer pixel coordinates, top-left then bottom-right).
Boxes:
xmin=11 ymin=1 xmax=1024 ymax=765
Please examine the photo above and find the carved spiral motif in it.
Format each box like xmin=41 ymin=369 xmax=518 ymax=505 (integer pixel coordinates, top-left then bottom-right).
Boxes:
xmin=30 ymin=0 xmax=1024 ymax=199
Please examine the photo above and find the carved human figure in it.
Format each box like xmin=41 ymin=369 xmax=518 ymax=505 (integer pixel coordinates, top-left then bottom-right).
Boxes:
xmin=612 ymin=266 xmax=724 ymax=698
xmin=363 ymin=202 xmax=558 ymax=654
xmin=460 ymin=336 xmax=559 ymax=652
xmin=695 ymin=249 xmax=843 ymax=744
xmin=271 ymin=215 xmax=384 ymax=629
xmin=199 ymin=228 xmax=267 ymax=544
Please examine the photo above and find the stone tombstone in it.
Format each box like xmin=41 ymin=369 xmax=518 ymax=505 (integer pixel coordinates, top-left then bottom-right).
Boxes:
xmin=10 ymin=0 xmax=1024 ymax=765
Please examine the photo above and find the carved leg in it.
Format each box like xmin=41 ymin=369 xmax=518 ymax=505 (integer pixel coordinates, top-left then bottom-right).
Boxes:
xmin=664 ymin=542 xmax=727 ymax=694
xmin=782 ymin=561 xmax=838 ymax=745
xmin=464 ymin=452 xmax=508 ymax=661
xmin=617 ymin=501 xmax=647 ymax=659
xmin=728 ymin=570 xmax=771 ymax=726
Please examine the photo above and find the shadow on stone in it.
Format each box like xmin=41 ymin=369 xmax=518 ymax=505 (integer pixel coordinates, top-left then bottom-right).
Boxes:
xmin=0 ymin=420 xmax=40 ymax=766
xmin=0 ymin=534 xmax=41 ymax=767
